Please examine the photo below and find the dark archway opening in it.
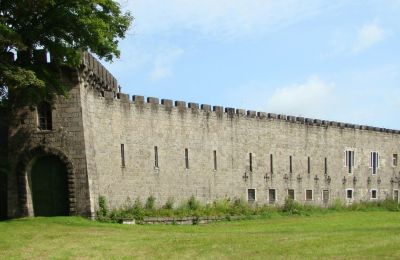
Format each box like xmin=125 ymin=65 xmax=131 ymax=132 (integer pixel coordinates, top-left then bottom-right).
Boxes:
xmin=31 ymin=155 xmax=69 ymax=216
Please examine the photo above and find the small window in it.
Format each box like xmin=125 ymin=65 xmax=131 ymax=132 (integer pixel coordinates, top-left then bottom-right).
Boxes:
xmin=185 ymin=148 xmax=189 ymax=169
xmin=154 ymin=146 xmax=159 ymax=168
xmin=247 ymin=189 xmax=256 ymax=203
xmin=288 ymin=189 xmax=295 ymax=200
xmin=393 ymin=190 xmax=399 ymax=202
xmin=270 ymin=154 xmax=274 ymax=174
xmin=289 ymin=155 xmax=293 ymax=174
xmin=213 ymin=150 xmax=217 ymax=171
xmin=307 ymin=157 xmax=311 ymax=174
xmin=249 ymin=153 xmax=253 ymax=172
xmin=305 ymin=190 xmax=313 ymax=201
xmin=369 ymin=152 xmax=379 ymax=175
xmin=346 ymin=189 xmax=353 ymax=199
xmin=371 ymin=189 xmax=377 ymax=199
xmin=269 ymin=189 xmax=276 ymax=204
xmin=121 ymin=144 xmax=125 ymax=167
xmin=37 ymin=102 xmax=52 ymax=130
xmin=323 ymin=189 xmax=329 ymax=203
xmin=393 ymin=154 xmax=398 ymax=167
xmin=345 ymin=150 xmax=355 ymax=174
xmin=324 ymin=157 xmax=328 ymax=175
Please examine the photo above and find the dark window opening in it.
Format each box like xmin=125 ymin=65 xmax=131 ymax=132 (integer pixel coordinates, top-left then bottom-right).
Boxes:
xmin=393 ymin=154 xmax=398 ymax=167
xmin=370 ymin=152 xmax=379 ymax=175
xmin=289 ymin=156 xmax=293 ymax=174
xmin=306 ymin=190 xmax=313 ymax=201
xmin=37 ymin=102 xmax=52 ymax=130
xmin=270 ymin=154 xmax=273 ymax=174
xmin=345 ymin=150 xmax=355 ymax=174
xmin=185 ymin=148 xmax=189 ymax=169
xmin=324 ymin=157 xmax=328 ymax=175
xmin=307 ymin=157 xmax=311 ymax=174
xmin=323 ymin=189 xmax=329 ymax=203
xmin=269 ymin=189 xmax=276 ymax=204
xmin=121 ymin=144 xmax=125 ymax=167
xmin=154 ymin=146 xmax=159 ymax=168
xmin=346 ymin=189 xmax=353 ymax=199
xmin=288 ymin=189 xmax=295 ymax=200
xmin=371 ymin=190 xmax=377 ymax=199
xmin=249 ymin=153 xmax=253 ymax=172
xmin=213 ymin=150 xmax=217 ymax=171
xmin=247 ymin=189 xmax=255 ymax=203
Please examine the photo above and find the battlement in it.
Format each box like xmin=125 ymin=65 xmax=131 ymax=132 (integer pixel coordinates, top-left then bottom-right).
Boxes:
xmin=100 ymin=90 xmax=400 ymax=135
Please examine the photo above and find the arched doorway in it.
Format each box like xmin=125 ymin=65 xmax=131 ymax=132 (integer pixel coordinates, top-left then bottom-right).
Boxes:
xmin=30 ymin=155 xmax=69 ymax=216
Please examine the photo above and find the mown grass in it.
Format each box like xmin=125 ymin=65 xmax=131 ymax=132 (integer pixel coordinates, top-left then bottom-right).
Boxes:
xmin=1 ymin=211 xmax=400 ymax=259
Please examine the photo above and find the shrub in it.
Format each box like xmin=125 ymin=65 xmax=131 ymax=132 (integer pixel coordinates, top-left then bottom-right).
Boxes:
xmin=186 ymin=196 xmax=200 ymax=211
xmin=281 ymin=198 xmax=302 ymax=215
xmin=145 ymin=196 xmax=156 ymax=210
xmin=163 ymin=197 xmax=175 ymax=210
xmin=96 ymin=196 xmax=109 ymax=221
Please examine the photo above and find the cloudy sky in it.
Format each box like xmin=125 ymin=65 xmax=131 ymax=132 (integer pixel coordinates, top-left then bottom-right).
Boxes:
xmin=102 ymin=0 xmax=400 ymax=129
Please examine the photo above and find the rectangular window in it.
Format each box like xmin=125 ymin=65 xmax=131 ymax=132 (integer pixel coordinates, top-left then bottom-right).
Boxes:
xmin=346 ymin=189 xmax=353 ymax=199
xmin=270 ymin=154 xmax=273 ymax=174
xmin=213 ymin=150 xmax=217 ymax=171
xmin=305 ymin=190 xmax=313 ymax=201
xmin=393 ymin=154 xmax=398 ymax=167
xmin=370 ymin=152 xmax=379 ymax=175
xmin=324 ymin=157 xmax=328 ymax=175
xmin=307 ymin=157 xmax=311 ymax=174
xmin=323 ymin=189 xmax=329 ymax=203
xmin=371 ymin=189 xmax=377 ymax=199
xmin=154 ymin=146 xmax=159 ymax=168
xmin=345 ymin=150 xmax=355 ymax=174
xmin=120 ymin=144 xmax=125 ymax=167
xmin=269 ymin=189 xmax=276 ymax=204
xmin=247 ymin=189 xmax=256 ymax=203
xmin=185 ymin=148 xmax=189 ymax=169
xmin=249 ymin=153 xmax=253 ymax=172
xmin=289 ymin=156 xmax=293 ymax=174
xmin=394 ymin=190 xmax=399 ymax=202
xmin=288 ymin=189 xmax=295 ymax=200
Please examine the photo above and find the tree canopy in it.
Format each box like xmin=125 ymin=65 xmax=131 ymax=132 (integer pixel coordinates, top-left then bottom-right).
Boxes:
xmin=0 ymin=0 xmax=132 ymax=108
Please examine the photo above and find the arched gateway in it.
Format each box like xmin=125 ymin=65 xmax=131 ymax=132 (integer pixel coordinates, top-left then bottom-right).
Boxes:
xmin=16 ymin=146 xmax=76 ymax=217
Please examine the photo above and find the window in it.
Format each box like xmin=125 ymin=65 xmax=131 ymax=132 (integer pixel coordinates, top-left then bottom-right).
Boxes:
xmin=247 ymin=189 xmax=256 ymax=203
xmin=394 ymin=190 xmax=399 ymax=202
xmin=154 ymin=146 xmax=159 ymax=168
xmin=324 ymin=157 xmax=328 ymax=175
xmin=369 ymin=152 xmax=379 ymax=175
xmin=120 ymin=144 xmax=125 ymax=167
xmin=346 ymin=189 xmax=353 ymax=199
xmin=323 ymin=189 xmax=329 ymax=203
xmin=393 ymin=154 xmax=398 ymax=167
xmin=371 ymin=189 xmax=377 ymax=199
xmin=37 ymin=102 xmax=52 ymax=130
xmin=185 ymin=148 xmax=189 ymax=169
xmin=305 ymin=190 xmax=313 ymax=201
xmin=289 ymin=156 xmax=293 ymax=174
xmin=288 ymin=189 xmax=295 ymax=200
xmin=307 ymin=157 xmax=311 ymax=174
xmin=249 ymin=153 xmax=253 ymax=172
xmin=269 ymin=189 xmax=276 ymax=204
xmin=345 ymin=150 xmax=355 ymax=174
xmin=213 ymin=150 xmax=217 ymax=171
xmin=270 ymin=154 xmax=273 ymax=174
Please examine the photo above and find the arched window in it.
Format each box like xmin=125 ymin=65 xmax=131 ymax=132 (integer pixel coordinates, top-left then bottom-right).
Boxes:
xmin=37 ymin=102 xmax=52 ymax=130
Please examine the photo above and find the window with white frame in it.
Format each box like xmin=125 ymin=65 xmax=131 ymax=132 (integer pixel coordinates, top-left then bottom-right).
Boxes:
xmin=393 ymin=154 xmax=398 ymax=167
xmin=305 ymin=190 xmax=313 ymax=201
xmin=345 ymin=150 xmax=355 ymax=174
xmin=247 ymin=189 xmax=256 ymax=203
xmin=288 ymin=189 xmax=295 ymax=200
xmin=322 ymin=189 xmax=329 ymax=203
xmin=371 ymin=189 xmax=378 ymax=199
xmin=346 ymin=189 xmax=353 ymax=200
xmin=369 ymin=152 xmax=379 ymax=175
xmin=269 ymin=189 xmax=276 ymax=204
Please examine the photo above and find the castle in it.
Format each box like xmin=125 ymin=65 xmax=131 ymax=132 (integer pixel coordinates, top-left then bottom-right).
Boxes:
xmin=5 ymin=52 xmax=400 ymax=218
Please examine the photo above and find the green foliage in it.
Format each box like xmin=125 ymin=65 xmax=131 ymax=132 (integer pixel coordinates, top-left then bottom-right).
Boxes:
xmin=0 ymin=0 xmax=132 ymax=107
xmin=162 ymin=197 xmax=175 ymax=210
xmin=95 ymin=196 xmax=109 ymax=221
xmin=186 ymin=195 xmax=200 ymax=211
xmin=145 ymin=196 xmax=156 ymax=210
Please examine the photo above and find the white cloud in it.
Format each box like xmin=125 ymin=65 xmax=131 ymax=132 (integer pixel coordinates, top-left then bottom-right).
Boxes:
xmin=352 ymin=21 xmax=387 ymax=53
xmin=119 ymin=0 xmax=342 ymax=39
xmin=266 ymin=76 xmax=335 ymax=117
xmin=149 ymin=47 xmax=184 ymax=81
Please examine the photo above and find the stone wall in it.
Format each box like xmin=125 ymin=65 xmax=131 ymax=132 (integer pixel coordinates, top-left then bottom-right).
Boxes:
xmin=81 ymin=85 xmax=400 ymax=212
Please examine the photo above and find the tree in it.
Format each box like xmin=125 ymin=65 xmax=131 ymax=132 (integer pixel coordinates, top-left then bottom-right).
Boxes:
xmin=0 ymin=0 xmax=132 ymax=108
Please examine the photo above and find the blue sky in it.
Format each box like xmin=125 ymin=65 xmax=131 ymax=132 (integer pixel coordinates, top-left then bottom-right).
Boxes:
xmin=102 ymin=0 xmax=400 ymax=129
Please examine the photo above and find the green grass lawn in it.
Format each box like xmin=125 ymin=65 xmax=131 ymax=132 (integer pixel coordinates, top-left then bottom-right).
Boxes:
xmin=1 ymin=211 xmax=399 ymax=259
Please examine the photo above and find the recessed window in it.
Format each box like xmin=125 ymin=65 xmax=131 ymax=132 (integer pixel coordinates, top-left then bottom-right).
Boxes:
xmin=323 ymin=189 xmax=329 ymax=203
xmin=247 ymin=189 xmax=256 ymax=203
xmin=213 ymin=150 xmax=217 ymax=171
xmin=185 ymin=148 xmax=189 ymax=169
xmin=345 ymin=150 xmax=355 ymax=174
xmin=370 ymin=152 xmax=379 ymax=175
xmin=289 ymin=156 xmax=293 ymax=174
xmin=269 ymin=189 xmax=276 ymax=204
xmin=249 ymin=153 xmax=253 ymax=172
xmin=270 ymin=154 xmax=274 ymax=174
xmin=37 ymin=102 xmax=52 ymax=130
xmin=154 ymin=146 xmax=159 ymax=168
xmin=324 ymin=157 xmax=328 ymax=175
xmin=346 ymin=189 xmax=353 ymax=199
xmin=305 ymin=190 xmax=313 ymax=201
xmin=393 ymin=154 xmax=398 ymax=167
xmin=371 ymin=189 xmax=377 ymax=199
xmin=288 ymin=189 xmax=295 ymax=200
xmin=307 ymin=157 xmax=311 ymax=174
xmin=120 ymin=144 xmax=125 ymax=167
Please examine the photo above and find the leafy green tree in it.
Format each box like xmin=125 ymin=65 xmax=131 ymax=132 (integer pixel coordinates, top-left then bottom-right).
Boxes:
xmin=0 ymin=0 xmax=132 ymax=108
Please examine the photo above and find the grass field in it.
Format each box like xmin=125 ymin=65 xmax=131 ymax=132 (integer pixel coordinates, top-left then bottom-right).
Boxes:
xmin=1 ymin=211 xmax=400 ymax=259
